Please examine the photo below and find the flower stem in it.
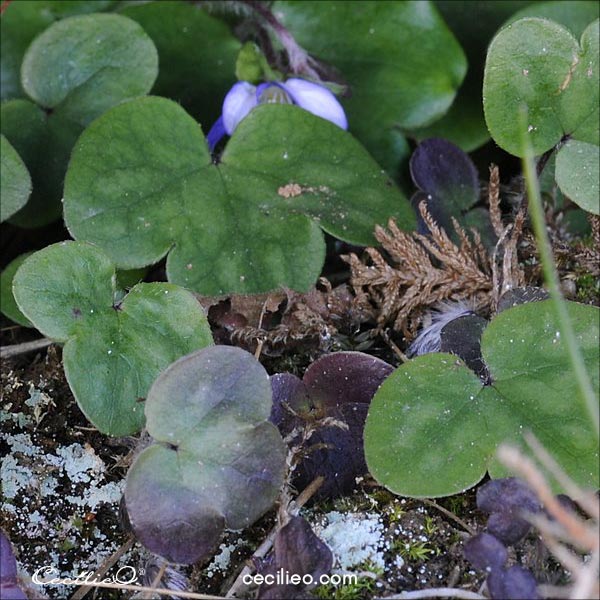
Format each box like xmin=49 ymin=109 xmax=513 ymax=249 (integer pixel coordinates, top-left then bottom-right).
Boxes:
xmin=519 ymin=108 xmax=599 ymax=438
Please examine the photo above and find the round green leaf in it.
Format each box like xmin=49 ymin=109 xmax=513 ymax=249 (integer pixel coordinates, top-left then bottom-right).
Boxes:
xmin=555 ymin=140 xmax=600 ymax=214
xmin=0 ymin=135 xmax=32 ymax=223
xmin=21 ymin=13 xmax=158 ymax=127
xmin=365 ymin=354 xmax=491 ymax=497
xmin=0 ymin=253 xmax=33 ymax=327
xmin=125 ymin=346 xmax=286 ymax=564
xmin=483 ymin=18 xmax=599 ymax=156
xmin=365 ymin=300 xmax=599 ymax=497
xmin=120 ymin=0 xmax=240 ymax=127
xmin=64 ymin=96 xmax=414 ymax=295
xmin=274 ymin=1 xmax=466 ymax=172
xmin=13 ymin=242 xmax=213 ymax=435
xmin=1 ymin=0 xmax=116 ymax=101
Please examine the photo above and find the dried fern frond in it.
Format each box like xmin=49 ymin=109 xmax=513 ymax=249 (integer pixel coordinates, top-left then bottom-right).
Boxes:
xmin=343 ymin=201 xmax=494 ymax=337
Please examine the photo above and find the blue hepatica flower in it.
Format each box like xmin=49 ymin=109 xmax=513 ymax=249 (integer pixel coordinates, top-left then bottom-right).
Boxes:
xmin=207 ymin=78 xmax=348 ymax=151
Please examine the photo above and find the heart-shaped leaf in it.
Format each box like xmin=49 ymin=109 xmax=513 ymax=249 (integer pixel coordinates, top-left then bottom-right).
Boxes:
xmin=120 ymin=0 xmax=240 ymax=127
xmin=1 ymin=12 xmax=158 ymax=227
xmin=12 ymin=241 xmax=213 ymax=435
xmin=484 ymin=18 xmax=599 ymax=156
xmin=409 ymin=138 xmax=489 ymax=238
xmin=555 ymin=139 xmax=599 ymax=214
xmin=0 ymin=0 xmax=116 ymax=101
xmin=274 ymin=0 xmax=467 ymax=173
xmin=64 ymin=96 xmax=415 ymax=295
xmin=257 ymin=516 xmax=333 ymax=599
xmin=0 ymin=135 xmax=31 ymax=223
xmin=271 ymin=351 xmax=393 ymax=499
xmin=125 ymin=346 xmax=286 ymax=564
xmin=364 ymin=300 xmax=599 ymax=497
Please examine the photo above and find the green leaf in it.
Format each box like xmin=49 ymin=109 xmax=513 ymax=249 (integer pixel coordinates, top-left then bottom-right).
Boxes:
xmin=119 ymin=0 xmax=240 ymax=128
xmin=364 ymin=300 xmax=599 ymax=497
xmin=21 ymin=13 xmax=158 ymax=127
xmin=506 ymin=1 xmax=599 ymax=38
xmin=274 ymin=0 xmax=466 ymax=173
xmin=64 ymin=96 xmax=414 ymax=295
xmin=418 ymin=1 xmax=534 ymax=151
xmin=1 ymin=13 xmax=158 ymax=228
xmin=1 ymin=0 xmax=116 ymax=101
xmin=0 ymin=135 xmax=32 ymax=223
xmin=483 ymin=18 xmax=600 ymax=156
xmin=12 ymin=242 xmax=213 ymax=435
xmin=555 ymin=140 xmax=600 ymax=214
xmin=125 ymin=346 xmax=286 ymax=564
xmin=0 ymin=253 xmax=33 ymax=327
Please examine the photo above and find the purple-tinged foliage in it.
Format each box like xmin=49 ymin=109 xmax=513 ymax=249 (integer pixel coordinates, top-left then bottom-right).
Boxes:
xmin=477 ymin=477 xmax=542 ymax=545
xmin=270 ymin=372 xmax=311 ymax=437
xmin=487 ymin=565 xmax=540 ymax=600
xmin=463 ymin=533 xmax=508 ymax=572
xmin=409 ymin=137 xmax=481 ymax=236
xmin=125 ymin=346 xmax=286 ymax=564
xmin=0 ymin=531 xmax=26 ymax=600
xmin=270 ymin=352 xmax=393 ymax=499
xmin=257 ymin=516 xmax=333 ymax=599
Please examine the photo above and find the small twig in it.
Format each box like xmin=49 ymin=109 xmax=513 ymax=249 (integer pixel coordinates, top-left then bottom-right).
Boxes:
xmin=225 ymin=476 xmax=324 ymax=598
xmin=421 ymin=499 xmax=476 ymax=536
xmin=380 ymin=328 xmax=408 ymax=363
xmin=537 ymin=583 xmax=575 ymax=599
xmin=70 ymin=535 xmax=135 ymax=600
xmin=377 ymin=588 xmax=486 ymax=600
xmin=0 ymin=338 xmax=53 ymax=359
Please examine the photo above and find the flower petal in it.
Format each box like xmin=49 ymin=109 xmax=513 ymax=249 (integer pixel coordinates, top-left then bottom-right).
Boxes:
xmin=283 ymin=78 xmax=348 ymax=130
xmin=222 ymin=81 xmax=258 ymax=134
xmin=206 ymin=116 xmax=226 ymax=152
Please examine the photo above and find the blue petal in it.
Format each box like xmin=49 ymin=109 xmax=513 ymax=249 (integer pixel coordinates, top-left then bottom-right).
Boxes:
xmin=283 ymin=78 xmax=348 ymax=130
xmin=206 ymin=116 xmax=226 ymax=152
xmin=222 ymin=81 xmax=258 ymax=135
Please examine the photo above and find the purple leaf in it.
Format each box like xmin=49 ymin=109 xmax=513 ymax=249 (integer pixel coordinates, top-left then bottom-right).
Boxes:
xmin=303 ymin=352 xmax=394 ymax=410
xmin=409 ymin=137 xmax=479 ymax=234
xmin=125 ymin=346 xmax=286 ymax=564
xmin=486 ymin=510 xmax=532 ymax=546
xmin=464 ymin=533 xmax=508 ymax=571
xmin=487 ymin=565 xmax=540 ymax=600
xmin=477 ymin=478 xmax=542 ymax=545
xmin=0 ymin=532 xmax=26 ymax=600
xmin=477 ymin=478 xmax=541 ymax=515
xmin=258 ymin=515 xmax=332 ymax=599
xmin=270 ymin=373 xmax=312 ymax=436
xmin=271 ymin=352 xmax=393 ymax=499
xmin=294 ymin=402 xmax=370 ymax=498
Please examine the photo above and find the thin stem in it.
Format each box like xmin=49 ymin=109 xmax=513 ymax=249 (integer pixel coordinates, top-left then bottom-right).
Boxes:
xmin=377 ymin=588 xmax=486 ymax=600
xmin=520 ymin=110 xmax=599 ymax=437
xmin=0 ymin=338 xmax=52 ymax=358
